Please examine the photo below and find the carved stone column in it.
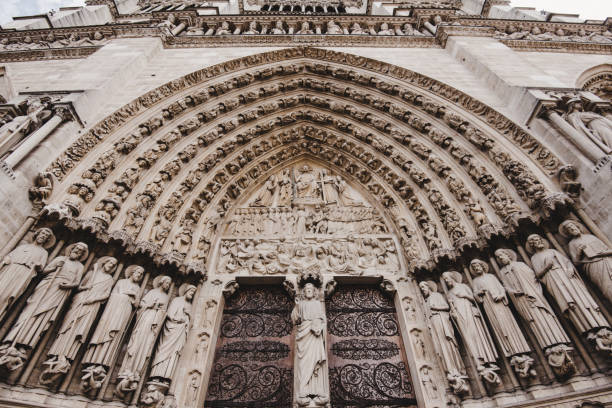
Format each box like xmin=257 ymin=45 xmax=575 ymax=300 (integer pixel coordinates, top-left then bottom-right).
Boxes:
xmin=3 ymin=105 xmax=74 ymax=170
xmin=171 ymin=22 xmax=186 ymax=36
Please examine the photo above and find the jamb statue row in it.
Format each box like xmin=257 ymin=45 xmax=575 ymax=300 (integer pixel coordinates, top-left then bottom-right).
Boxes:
xmin=0 ymin=216 xmax=609 ymax=402
xmin=419 ymin=220 xmax=612 ymax=395
xmin=0 ymin=232 xmax=196 ymax=406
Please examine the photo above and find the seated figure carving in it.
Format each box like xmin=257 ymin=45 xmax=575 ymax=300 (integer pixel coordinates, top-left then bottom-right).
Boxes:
xmin=297 ymin=22 xmax=314 ymax=34
xmin=215 ymin=22 xmax=232 ymax=35
xmin=244 ymin=21 xmax=260 ymax=34
xmin=326 ymin=21 xmax=343 ymax=35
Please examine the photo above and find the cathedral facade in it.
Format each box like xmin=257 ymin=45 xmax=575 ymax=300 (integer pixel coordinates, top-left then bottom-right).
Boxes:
xmin=0 ymin=0 xmax=610 ymax=407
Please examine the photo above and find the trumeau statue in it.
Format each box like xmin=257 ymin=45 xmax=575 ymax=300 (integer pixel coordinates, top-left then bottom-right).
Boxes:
xmin=469 ymin=259 xmax=534 ymax=378
xmin=419 ymin=281 xmax=468 ymax=395
xmin=442 ymin=271 xmax=500 ymax=384
xmin=292 ymin=279 xmax=330 ymax=407
xmin=527 ymin=234 xmax=612 ymax=353
xmin=148 ymin=283 xmax=196 ymax=381
xmin=0 ymin=242 xmax=88 ymax=371
xmin=116 ymin=275 xmax=172 ymax=398
xmin=0 ymin=228 xmax=55 ymax=321
xmin=560 ymin=220 xmax=612 ymax=304
xmin=40 ymin=256 xmax=118 ymax=384
xmin=81 ymin=265 xmax=144 ymax=389
xmin=494 ymin=249 xmax=574 ymax=375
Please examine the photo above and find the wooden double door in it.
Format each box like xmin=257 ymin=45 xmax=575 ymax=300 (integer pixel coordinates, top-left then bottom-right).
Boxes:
xmin=205 ymin=284 xmax=416 ymax=408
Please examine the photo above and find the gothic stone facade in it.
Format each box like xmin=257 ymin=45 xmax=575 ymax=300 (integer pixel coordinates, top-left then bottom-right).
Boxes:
xmin=0 ymin=0 xmax=610 ymax=407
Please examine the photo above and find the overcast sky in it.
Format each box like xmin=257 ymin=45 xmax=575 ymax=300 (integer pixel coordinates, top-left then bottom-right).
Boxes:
xmin=0 ymin=0 xmax=611 ymax=24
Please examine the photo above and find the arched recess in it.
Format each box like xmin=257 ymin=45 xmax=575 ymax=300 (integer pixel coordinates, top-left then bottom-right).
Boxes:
xmin=34 ymin=47 xmax=571 ymax=275
xmin=8 ymin=47 xmax=606 ymax=408
xmin=577 ymin=63 xmax=612 ymax=100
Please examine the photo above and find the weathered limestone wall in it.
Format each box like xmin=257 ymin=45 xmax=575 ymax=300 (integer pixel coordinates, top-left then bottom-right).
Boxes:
xmin=0 ymin=36 xmax=610 ymax=250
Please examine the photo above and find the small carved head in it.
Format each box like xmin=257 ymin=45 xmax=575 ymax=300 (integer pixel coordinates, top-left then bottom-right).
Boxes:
xmin=526 ymin=234 xmax=548 ymax=253
xmin=66 ymin=242 xmax=89 ymax=262
xmin=558 ymin=219 xmax=584 ymax=238
xmin=33 ymin=227 xmax=56 ymax=248
xmin=180 ymin=283 xmax=197 ymax=300
xmin=125 ymin=265 xmax=144 ymax=282
xmin=442 ymin=271 xmax=462 ymax=287
xmin=98 ymin=256 xmax=118 ymax=274
xmin=469 ymin=259 xmax=489 ymax=276
xmin=494 ymin=248 xmax=517 ymax=266
xmin=419 ymin=280 xmax=437 ymax=297
xmin=302 ymin=283 xmax=317 ymax=300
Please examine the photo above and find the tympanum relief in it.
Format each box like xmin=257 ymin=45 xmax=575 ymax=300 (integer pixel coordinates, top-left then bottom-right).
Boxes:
xmin=216 ymin=163 xmax=401 ymax=276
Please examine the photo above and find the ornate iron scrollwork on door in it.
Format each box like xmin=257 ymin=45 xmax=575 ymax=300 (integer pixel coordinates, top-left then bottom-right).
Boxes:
xmin=205 ymin=286 xmax=294 ymax=407
xmin=326 ymin=285 xmax=416 ymax=408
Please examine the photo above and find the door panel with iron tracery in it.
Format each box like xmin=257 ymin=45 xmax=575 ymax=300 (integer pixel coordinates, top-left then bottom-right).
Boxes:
xmin=326 ymin=285 xmax=416 ymax=408
xmin=204 ymin=285 xmax=294 ymax=407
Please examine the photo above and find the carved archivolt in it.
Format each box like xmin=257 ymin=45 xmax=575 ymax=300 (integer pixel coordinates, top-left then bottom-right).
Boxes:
xmin=38 ymin=48 xmax=567 ymax=274
xmin=578 ymin=64 xmax=612 ymax=101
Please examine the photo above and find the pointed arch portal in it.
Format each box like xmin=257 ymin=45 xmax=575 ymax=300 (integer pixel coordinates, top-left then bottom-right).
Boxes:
xmin=5 ymin=47 xmax=609 ymax=408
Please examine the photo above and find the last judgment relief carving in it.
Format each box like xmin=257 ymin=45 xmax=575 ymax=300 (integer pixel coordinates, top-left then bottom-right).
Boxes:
xmin=217 ymin=163 xmax=400 ymax=276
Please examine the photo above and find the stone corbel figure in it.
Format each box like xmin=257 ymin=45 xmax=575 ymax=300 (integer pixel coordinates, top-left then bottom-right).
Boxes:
xmin=0 ymin=242 xmax=88 ymax=372
xmin=116 ymin=275 xmax=172 ymax=399
xmin=527 ymin=234 xmax=612 ymax=354
xmin=292 ymin=275 xmax=330 ymax=407
xmin=559 ymin=220 xmax=612 ymax=304
xmin=0 ymin=228 xmax=55 ymax=322
xmin=80 ymin=265 xmax=144 ymax=392
xmin=469 ymin=259 xmax=535 ymax=378
xmin=419 ymin=281 xmax=469 ymax=395
xmin=495 ymin=249 xmax=575 ymax=377
xmin=40 ymin=256 xmax=118 ymax=385
xmin=441 ymin=271 xmax=500 ymax=384
xmin=28 ymin=172 xmax=55 ymax=210
xmin=564 ymin=98 xmax=612 ymax=152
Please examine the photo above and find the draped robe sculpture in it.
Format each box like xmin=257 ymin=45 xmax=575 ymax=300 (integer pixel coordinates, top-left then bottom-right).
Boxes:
xmin=40 ymin=256 xmax=117 ymax=384
xmin=565 ymin=100 xmax=612 ymax=151
xmin=0 ymin=242 xmax=88 ymax=371
xmin=81 ymin=265 xmax=144 ymax=390
xmin=442 ymin=271 xmax=500 ymax=384
xmin=469 ymin=259 xmax=534 ymax=378
xmin=527 ymin=234 xmax=612 ymax=353
xmin=116 ymin=275 xmax=172 ymax=397
xmin=419 ymin=281 xmax=468 ymax=394
xmin=295 ymin=164 xmax=319 ymax=200
xmin=292 ymin=282 xmax=330 ymax=407
xmin=560 ymin=220 xmax=612 ymax=304
xmin=252 ymin=176 xmax=276 ymax=207
xmin=149 ymin=283 xmax=196 ymax=381
xmin=0 ymin=228 xmax=55 ymax=321
xmin=495 ymin=249 xmax=574 ymax=376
